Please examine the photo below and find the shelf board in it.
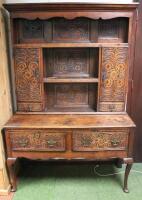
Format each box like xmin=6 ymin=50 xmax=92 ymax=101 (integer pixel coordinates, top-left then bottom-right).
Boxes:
xmin=45 ymin=107 xmax=95 ymax=113
xmin=43 ymin=78 xmax=99 ymax=83
xmin=14 ymin=43 xmax=129 ymax=48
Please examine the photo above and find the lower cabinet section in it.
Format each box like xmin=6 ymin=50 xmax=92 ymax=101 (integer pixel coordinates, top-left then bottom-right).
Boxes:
xmin=4 ymin=124 xmax=134 ymax=193
xmin=7 ymin=128 xmax=129 ymax=155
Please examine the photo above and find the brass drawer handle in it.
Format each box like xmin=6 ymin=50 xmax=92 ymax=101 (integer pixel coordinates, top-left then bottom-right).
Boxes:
xmin=47 ymin=139 xmax=57 ymax=147
xmin=19 ymin=138 xmax=29 ymax=147
xmin=81 ymin=136 xmax=93 ymax=147
xmin=111 ymin=139 xmax=120 ymax=147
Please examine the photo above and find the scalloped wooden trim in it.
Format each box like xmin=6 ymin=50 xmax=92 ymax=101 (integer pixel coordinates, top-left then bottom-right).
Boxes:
xmin=10 ymin=11 xmax=133 ymax=20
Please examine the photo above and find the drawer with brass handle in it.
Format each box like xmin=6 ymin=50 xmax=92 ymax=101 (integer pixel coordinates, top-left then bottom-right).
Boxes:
xmin=72 ymin=129 xmax=129 ymax=152
xmin=9 ymin=129 xmax=66 ymax=152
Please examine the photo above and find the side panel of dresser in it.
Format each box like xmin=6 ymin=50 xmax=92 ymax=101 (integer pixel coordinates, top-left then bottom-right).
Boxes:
xmin=14 ymin=48 xmax=44 ymax=112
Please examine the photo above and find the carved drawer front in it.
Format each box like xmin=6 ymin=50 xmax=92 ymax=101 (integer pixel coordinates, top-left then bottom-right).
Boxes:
xmin=72 ymin=129 xmax=129 ymax=152
xmin=10 ymin=130 xmax=66 ymax=152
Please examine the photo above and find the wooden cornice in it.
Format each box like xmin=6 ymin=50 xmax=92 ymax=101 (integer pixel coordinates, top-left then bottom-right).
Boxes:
xmin=3 ymin=3 xmax=139 ymax=12
xmin=2 ymin=3 xmax=139 ymax=20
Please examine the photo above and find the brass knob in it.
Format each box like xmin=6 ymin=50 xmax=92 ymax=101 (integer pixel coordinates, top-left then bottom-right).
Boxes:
xmin=47 ymin=139 xmax=57 ymax=147
xmin=111 ymin=139 xmax=120 ymax=147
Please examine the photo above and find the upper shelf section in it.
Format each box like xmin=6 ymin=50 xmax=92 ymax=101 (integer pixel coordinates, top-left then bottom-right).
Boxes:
xmin=4 ymin=3 xmax=138 ymax=20
xmin=13 ymin=17 xmax=129 ymax=45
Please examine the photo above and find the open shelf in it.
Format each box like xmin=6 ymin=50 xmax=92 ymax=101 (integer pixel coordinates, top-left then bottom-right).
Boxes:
xmin=13 ymin=17 xmax=129 ymax=45
xmin=43 ymin=47 xmax=99 ymax=112
xmin=43 ymin=78 xmax=99 ymax=83
xmin=43 ymin=48 xmax=99 ymax=79
xmin=44 ymin=83 xmax=98 ymax=112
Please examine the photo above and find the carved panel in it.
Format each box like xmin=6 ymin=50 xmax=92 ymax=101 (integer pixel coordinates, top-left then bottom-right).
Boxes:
xmin=45 ymin=49 xmax=91 ymax=78
xmin=73 ymin=129 xmax=129 ymax=151
xmin=56 ymin=84 xmax=88 ymax=107
xmin=98 ymin=18 xmax=128 ymax=43
xmin=20 ymin=19 xmax=44 ymax=41
xmin=98 ymin=47 xmax=128 ymax=112
xmin=53 ymin=18 xmax=90 ymax=42
xmin=46 ymin=84 xmax=89 ymax=109
xmin=14 ymin=48 xmax=43 ymax=108
xmin=10 ymin=130 xmax=66 ymax=151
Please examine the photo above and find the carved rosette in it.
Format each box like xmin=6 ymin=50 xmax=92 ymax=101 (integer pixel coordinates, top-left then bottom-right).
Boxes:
xmin=98 ymin=47 xmax=128 ymax=112
xmin=14 ymin=48 xmax=43 ymax=111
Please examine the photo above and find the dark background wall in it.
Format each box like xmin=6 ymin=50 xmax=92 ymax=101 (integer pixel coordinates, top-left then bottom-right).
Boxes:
xmin=132 ymin=0 xmax=142 ymax=162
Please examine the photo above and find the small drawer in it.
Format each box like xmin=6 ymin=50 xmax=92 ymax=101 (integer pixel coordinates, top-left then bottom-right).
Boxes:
xmin=9 ymin=129 xmax=66 ymax=152
xmin=72 ymin=129 xmax=129 ymax=152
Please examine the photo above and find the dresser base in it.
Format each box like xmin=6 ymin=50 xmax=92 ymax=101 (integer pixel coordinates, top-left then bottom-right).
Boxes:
xmin=4 ymin=114 xmax=135 ymax=193
xmin=7 ymin=157 xmax=133 ymax=193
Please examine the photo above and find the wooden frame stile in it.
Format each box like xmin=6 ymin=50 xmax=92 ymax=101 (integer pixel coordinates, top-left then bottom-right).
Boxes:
xmin=97 ymin=47 xmax=102 ymax=112
xmin=39 ymin=47 xmax=44 ymax=112
xmin=10 ymin=18 xmax=17 ymax=113
xmin=126 ymin=9 xmax=138 ymax=115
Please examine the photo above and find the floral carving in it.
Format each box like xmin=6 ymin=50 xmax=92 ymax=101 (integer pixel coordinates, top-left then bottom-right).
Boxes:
xmin=15 ymin=48 xmax=42 ymax=103
xmin=11 ymin=130 xmax=66 ymax=152
xmin=73 ymin=130 xmax=128 ymax=151
xmin=100 ymin=47 xmax=128 ymax=102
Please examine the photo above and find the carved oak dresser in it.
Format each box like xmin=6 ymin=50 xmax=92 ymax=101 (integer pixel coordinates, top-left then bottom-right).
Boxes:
xmin=3 ymin=2 xmax=139 ymax=193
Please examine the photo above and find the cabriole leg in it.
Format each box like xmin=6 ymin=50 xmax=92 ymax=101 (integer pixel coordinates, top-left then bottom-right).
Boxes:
xmin=123 ymin=158 xmax=133 ymax=193
xmin=7 ymin=158 xmax=17 ymax=192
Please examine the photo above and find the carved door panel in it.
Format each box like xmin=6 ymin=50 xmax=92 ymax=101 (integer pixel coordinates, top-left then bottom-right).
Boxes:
xmin=14 ymin=48 xmax=44 ymax=111
xmin=98 ymin=47 xmax=128 ymax=112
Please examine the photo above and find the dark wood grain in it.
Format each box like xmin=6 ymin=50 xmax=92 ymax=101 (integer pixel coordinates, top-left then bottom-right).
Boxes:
xmin=4 ymin=114 xmax=135 ymax=129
